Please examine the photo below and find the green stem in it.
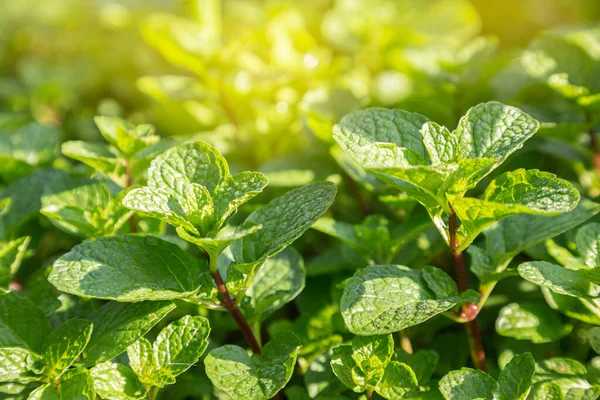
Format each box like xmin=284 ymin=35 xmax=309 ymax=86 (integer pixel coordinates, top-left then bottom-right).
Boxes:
xmin=147 ymin=386 xmax=158 ymax=400
xmin=366 ymin=389 xmax=374 ymax=400
xmin=448 ymin=209 xmax=487 ymax=372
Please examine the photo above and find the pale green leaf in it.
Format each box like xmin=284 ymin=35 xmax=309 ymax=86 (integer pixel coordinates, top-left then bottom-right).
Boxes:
xmin=438 ymin=368 xmax=497 ymax=400
xmin=42 ymin=319 xmax=93 ymax=380
xmin=49 ymin=235 xmax=206 ymax=301
xmin=148 ymin=142 xmax=229 ymax=199
xmin=576 ymin=223 xmax=600 ymax=269
xmin=61 ymin=141 xmax=123 ymax=182
xmin=497 ymin=352 xmax=535 ymax=400
xmin=28 ymin=385 xmax=59 ymax=400
xmin=527 ymin=382 xmax=564 ymax=400
xmin=0 ymin=347 xmax=40 ymax=383
xmin=231 ymin=181 xmax=336 ymax=266
xmin=518 ymin=261 xmax=600 ymax=299
xmin=496 ymin=303 xmax=572 ymax=343
xmin=89 ymin=362 xmax=146 ymax=400
xmin=153 ymin=315 xmax=211 ymax=378
xmin=376 ymin=361 xmax=419 ymax=400
xmin=59 ymin=368 xmax=95 ymax=400
xmin=341 ymin=265 xmax=479 ymax=335
xmin=351 ymin=335 xmax=394 ymax=387
xmin=330 ymin=345 xmax=365 ymax=393
xmin=213 ymin=171 xmax=268 ymax=227
xmin=241 ymin=247 xmax=305 ymax=322
xmin=83 ymin=301 xmax=175 ymax=365
xmin=204 ymin=332 xmax=301 ymax=400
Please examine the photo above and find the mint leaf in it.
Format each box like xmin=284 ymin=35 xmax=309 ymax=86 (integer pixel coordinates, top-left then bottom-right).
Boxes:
xmin=397 ymin=349 xmax=439 ymax=385
xmin=231 ymin=181 xmax=336 ymax=268
xmin=240 ymin=247 xmax=305 ymax=323
xmin=153 ymin=315 xmax=210 ymax=378
xmin=330 ymin=334 xmax=418 ymax=399
xmin=439 ymin=368 xmax=496 ymax=400
xmin=94 ymin=116 xmax=159 ymax=157
xmin=518 ymin=261 xmax=600 ymax=299
xmin=28 ymin=385 xmax=60 ymax=400
xmin=497 ymin=352 xmax=535 ymax=400
xmin=576 ymin=223 xmax=600 ymax=269
xmin=58 ymin=368 xmax=95 ymax=399
xmin=204 ymin=332 xmax=301 ymax=400
xmin=42 ymin=319 xmax=93 ymax=380
xmin=0 ymin=292 xmax=51 ymax=352
xmin=61 ymin=141 xmax=123 ymax=183
xmin=89 ymin=362 xmax=146 ymax=400
xmin=127 ymin=338 xmax=165 ymax=386
xmin=148 ymin=142 xmax=228 ymax=198
xmin=527 ymin=382 xmax=564 ymax=400
xmin=84 ymin=301 xmax=175 ymax=365
xmin=41 ymin=182 xmax=131 ymax=238
xmin=533 ymin=358 xmax=599 ymax=399
xmin=340 ymin=265 xmax=479 ymax=335
xmin=496 ymin=303 xmax=572 ymax=343
xmin=213 ymin=171 xmax=268 ymax=227
xmin=451 ymin=169 xmax=579 ymax=249
xmin=590 ymin=328 xmax=600 ymax=355
xmin=49 ymin=235 xmax=205 ymax=301
xmin=0 ymin=347 xmax=40 ymax=383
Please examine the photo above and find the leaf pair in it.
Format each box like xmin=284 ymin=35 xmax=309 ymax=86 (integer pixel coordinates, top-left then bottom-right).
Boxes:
xmin=122 ymin=141 xmax=268 ymax=257
xmin=204 ymin=331 xmax=301 ymax=400
xmin=439 ymin=352 xmax=535 ymax=400
xmin=330 ymin=334 xmax=419 ymax=399
xmin=333 ymin=102 xmax=579 ymax=250
xmin=62 ymin=117 xmax=168 ymax=187
xmin=340 ymin=265 xmax=479 ymax=335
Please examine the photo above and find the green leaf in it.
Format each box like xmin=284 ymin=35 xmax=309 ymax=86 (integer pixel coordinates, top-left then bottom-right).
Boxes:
xmin=122 ymin=187 xmax=198 ymax=234
xmin=0 ymin=236 xmax=30 ymax=290
xmin=518 ymin=261 xmax=600 ymax=299
xmin=213 ymin=171 xmax=268 ymax=227
xmin=94 ymin=116 xmax=159 ymax=157
xmin=58 ymin=368 xmax=95 ymax=400
xmin=451 ymin=169 xmax=579 ymax=250
xmin=497 ymin=352 xmax=535 ymax=400
xmin=340 ymin=265 xmax=479 ymax=335
xmin=0 ymin=292 xmax=51 ymax=352
xmin=148 ymin=142 xmax=228 ymax=199
xmin=330 ymin=345 xmax=365 ymax=393
xmin=0 ymin=347 xmax=40 ymax=383
xmin=495 ymin=302 xmax=572 ymax=343
xmin=376 ymin=361 xmax=420 ymax=400
xmin=438 ymin=368 xmax=497 ymax=400
xmin=83 ymin=301 xmax=175 ymax=365
xmin=42 ymin=319 xmax=93 ymax=380
xmin=28 ymin=385 xmax=59 ymax=399
xmin=0 ymin=122 xmax=59 ymax=182
xmin=397 ymin=349 xmax=439 ymax=386
xmin=241 ymin=247 xmax=306 ymax=323
xmin=61 ymin=141 xmax=124 ymax=185
xmin=153 ymin=315 xmax=211 ymax=378
xmin=204 ymin=331 xmax=301 ymax=400
xmin=41 ymin=182 xmax=132 ymax=238
xmin=351 ymin=335 xmax=394 ymax=387
xmin=485 ymin=199 xmax=600 ymax=268
xmin=527 ymin=382 xmax=564 ymax=400
xmin=126 ymin=317 xmax=210 ymax=388
xmin=231 ymin=181 xmax=337 ymax=268
xmin=589 ymin=328 xmax=600 ymax=355
xmin=49 ymin=235 xmax=206 ymax=301
xmin=576 ymin=223 xmax=600 ymax=269
xmin=89 ymin=362 xmax=146 ymax=400
xmin=533 ymin=358 xmax=599 ymax=399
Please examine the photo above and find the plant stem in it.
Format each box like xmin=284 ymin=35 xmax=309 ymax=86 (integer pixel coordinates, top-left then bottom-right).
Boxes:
xmin=124 ymin=159 xmax=137 ymax=233
xmin=211 ymin=269 xmax=262 ymax=355
xmin=399 ymin=330 xmax=413 ymax=354
xmin=448 ymin=209 xmax=487 ymax=372
xmin=146 ymin=386 xmax=158 ymax=400
xmin=366 ymin=389 xmax=374 ymax=400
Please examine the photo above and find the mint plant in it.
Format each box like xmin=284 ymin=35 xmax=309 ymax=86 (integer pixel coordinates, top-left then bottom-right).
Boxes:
xmin=333 ymin=101 xmax=579 ymax=373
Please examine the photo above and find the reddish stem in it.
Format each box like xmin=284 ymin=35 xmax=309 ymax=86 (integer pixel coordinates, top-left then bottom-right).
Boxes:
xmin=212 ymin=270 xmax=263 ymax=355
xmin=448 ymin=209 xmax=487 ymax=372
